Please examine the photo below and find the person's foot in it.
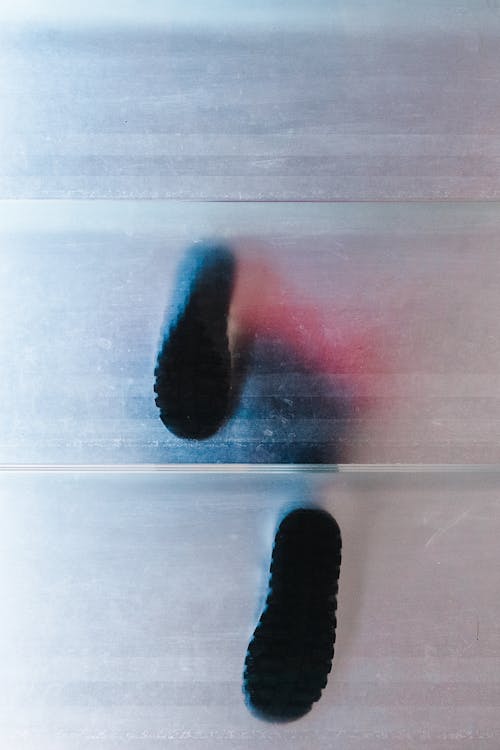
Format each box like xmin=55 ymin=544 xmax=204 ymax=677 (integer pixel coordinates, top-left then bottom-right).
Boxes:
xmin=154 ymin=242 xmax=236 ymax=439
xmin=243 ymin=507 xmax=342 ymax=721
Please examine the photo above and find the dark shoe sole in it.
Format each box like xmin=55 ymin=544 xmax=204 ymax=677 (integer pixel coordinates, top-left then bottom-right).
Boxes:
xmin=154 ymin=242 xmax=236 ymax=439
xmin=243 ymin=507 xmax=342 ymax=721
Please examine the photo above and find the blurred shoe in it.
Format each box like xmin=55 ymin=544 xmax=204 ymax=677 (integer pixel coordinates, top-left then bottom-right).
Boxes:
xmin=154 ymin=242 xmax=236 ymax=439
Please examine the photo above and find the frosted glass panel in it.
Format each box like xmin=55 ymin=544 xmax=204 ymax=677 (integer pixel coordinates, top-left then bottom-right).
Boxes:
xmin=1 ymin=200 xmax=499 ymax=464
xmin=3 ymin=3 xmax=499 ymax=746
xmin=0 ymin=468 xmax=498 ymax=748
xmin=0 ymin=201 xmax=500 ymax=464
xmin=2 ymin=4 xmax=500 ymax=201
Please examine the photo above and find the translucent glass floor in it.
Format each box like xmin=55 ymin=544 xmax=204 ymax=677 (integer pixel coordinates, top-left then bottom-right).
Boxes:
xmin=1 ymin=467 xmax=499 ymax=749
xmin=2 ymin=200 xmax=500 ymax=465
xmin=3 ymin=5 xmax=500 ymax=201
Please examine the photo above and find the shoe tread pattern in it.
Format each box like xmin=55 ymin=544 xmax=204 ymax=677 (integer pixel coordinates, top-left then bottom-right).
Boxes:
xmin=244 ymin=507 xmax=342 ymax=721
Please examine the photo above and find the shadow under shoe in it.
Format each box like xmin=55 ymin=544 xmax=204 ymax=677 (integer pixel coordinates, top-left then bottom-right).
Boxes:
xmin=236 ymin=336 xmax=353 ymax=463
xmin=243 ymin=507 xmax=342 ymax=721
xmin=154 ymin=243 xmax=237 ymax=440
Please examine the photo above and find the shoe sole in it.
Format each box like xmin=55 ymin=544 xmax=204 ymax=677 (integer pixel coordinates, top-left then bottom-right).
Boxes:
xmin=243 ymin=507 xmax=342 ymax=721
xmin=154 ymin=243 xmax=236 ymax=439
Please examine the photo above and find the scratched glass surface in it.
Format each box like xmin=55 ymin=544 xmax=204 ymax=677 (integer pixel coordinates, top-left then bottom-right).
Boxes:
xmin=0 ymin=200 xmax=499 ymax=465
xmin=2 ymin=1 xmax=500 ymax=201
xmin=3 ymin=4 xmax=500 ymax=749
xmin=0 ymin=467 xmax=498 ymax=749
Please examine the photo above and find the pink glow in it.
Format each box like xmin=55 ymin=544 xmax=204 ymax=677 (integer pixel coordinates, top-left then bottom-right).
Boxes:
xmin=230 ymin=254 xmax=388 ymax=388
